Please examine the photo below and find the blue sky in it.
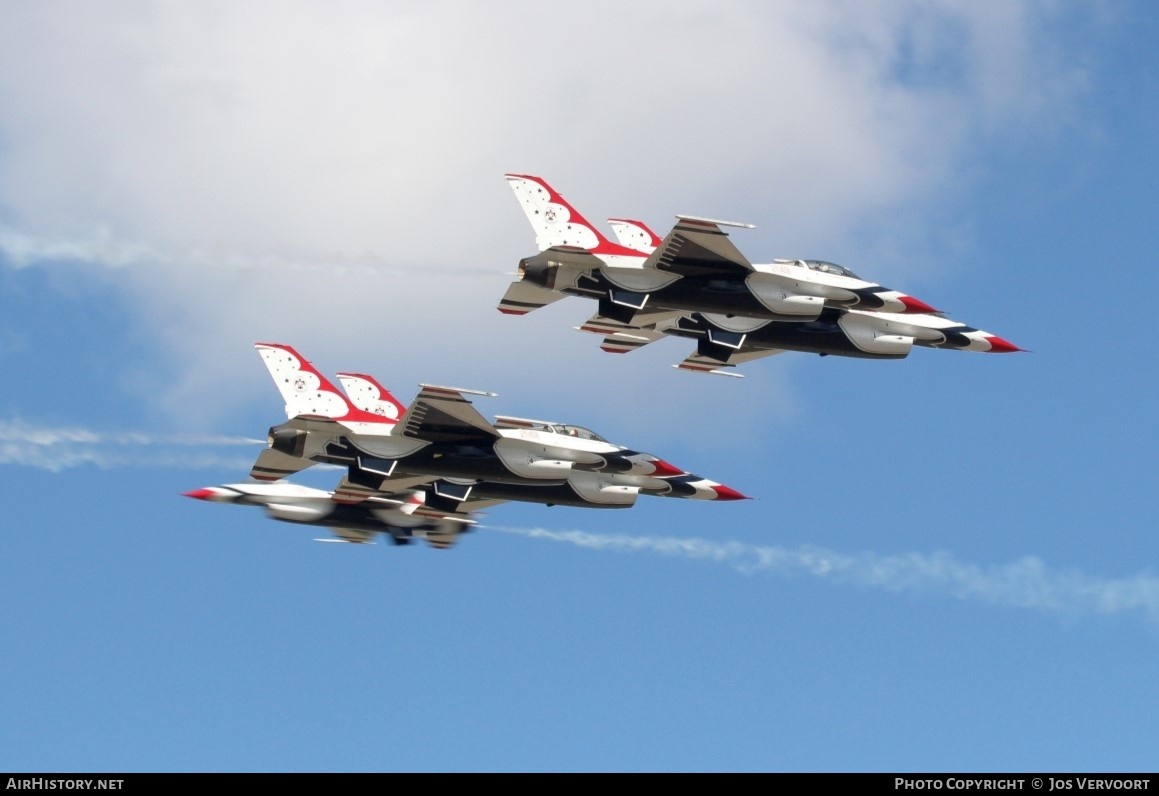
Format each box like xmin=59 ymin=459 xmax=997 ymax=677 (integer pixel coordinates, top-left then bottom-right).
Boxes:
xmin=1 ymin=1 xmax=1157 ymax=774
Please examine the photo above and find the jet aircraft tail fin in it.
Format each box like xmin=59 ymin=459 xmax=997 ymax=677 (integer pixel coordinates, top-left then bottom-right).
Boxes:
xmin=335 ymin=372 xmax=407 ymax=422
xmin=505 ymin=173 xmax=614 ymax=252
xmin=607 ymin=218 xmax=662 ymax=254
xmin=254 ymin=343 xmax=391 ymax=426
xmin=504 ymin=174 xmax=645 ymax=265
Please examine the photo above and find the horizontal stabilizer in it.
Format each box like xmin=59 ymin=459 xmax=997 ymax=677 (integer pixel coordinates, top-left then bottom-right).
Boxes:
xmin=250 ymin=448 xmax=317 ymax=481
xmin=404 ymin=503 xmax=481 ymax=525
xmin=675 ymin=345 xmax=788 ymax=376
xmin=676 ymin=359 xmax=746 ymax=377
xmin=417 ymin=528 xmax=461 ymax=550
xmin=331 ymin=477 xmax=381 ymax=504
xmin=597 ymin=331 xmax=666 ymax=354
xmin=575 ymin=310 xmax=682 ymax=354
xmin=497 ymin=279 xmax=568 ymax=315
xmin=674 ymin=354 xmax=746 ymax=378
xmin=328 ymin=528 xmax=377 ymax=544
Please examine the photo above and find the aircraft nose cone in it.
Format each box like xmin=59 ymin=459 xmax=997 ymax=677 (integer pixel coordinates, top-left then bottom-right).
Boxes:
xmin=711 ymin=484 xmax=749 ymax=501
xmin=183 ymin=488 xmax=216 ymax=501
xmin=898 ymin=295 xmax=941 ymax=314
xmin=650 ymin=458 xmax=685 ymax=477
xmin=984 ymin=335 xmax=1024 ymax=353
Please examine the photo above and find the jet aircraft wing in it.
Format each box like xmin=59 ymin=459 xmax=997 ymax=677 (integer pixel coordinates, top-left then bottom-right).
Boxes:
xmin=642 ymin=215 xmax=756 ymax=276
xmin=399 ymin=385 xmax=500 ymax=444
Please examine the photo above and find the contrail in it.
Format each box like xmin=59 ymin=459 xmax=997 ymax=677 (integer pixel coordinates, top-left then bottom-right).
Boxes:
xmin=0 ymin=227 xmax=488 ymax=276
xmin=485 ymin=525 xmax=1159 ymax=625
xmin=0 ymin=419 xmax=264 ymax=472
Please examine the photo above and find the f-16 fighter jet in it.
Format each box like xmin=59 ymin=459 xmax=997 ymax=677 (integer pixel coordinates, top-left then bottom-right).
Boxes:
xmin=578 ymin=305 xmax=1023 ymax=377
xmin=184 ymin=480 xmax=472 ymax=549
xmin=329 ymin=369 xmax=741 ymax=508
xmin=498 ymin=173 xmax=941 ymax=325
xmin=249 ymin=343 xmax=747 ymax=509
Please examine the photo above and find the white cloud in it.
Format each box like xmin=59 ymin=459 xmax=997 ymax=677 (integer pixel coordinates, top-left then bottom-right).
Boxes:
xmin=0 ymin=1 xmax=1091 ymax=423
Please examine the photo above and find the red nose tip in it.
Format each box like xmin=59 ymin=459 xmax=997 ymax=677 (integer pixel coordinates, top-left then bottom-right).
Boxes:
xmin=984 ymin=335 xmax=1024 ymax=353
xmin=711 ymin=485 xmax=749 ymax=501
xmin=183 ymin=488 xmax=215 ymax=501
xmin=650 ymin=458 xmax=685 ymax=477
xmin=898 ymin=295 xmax=941 ymax=314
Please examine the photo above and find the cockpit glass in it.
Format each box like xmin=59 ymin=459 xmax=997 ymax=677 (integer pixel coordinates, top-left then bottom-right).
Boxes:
xmin=802 ymin=259 xmax=860 ymax=279
xmin=550 ymin=424 xmax=606 ymax=442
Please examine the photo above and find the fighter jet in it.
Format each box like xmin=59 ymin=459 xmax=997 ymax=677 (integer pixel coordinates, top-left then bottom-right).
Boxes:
xmin=500 ymin=176 xmax=1023 ymax=375
xmin=329 ymin=368 xmax=743 ymax=507
xmin=184 ymin=480 xmax=473 ymax=549
xmin=249 ymin=343 xmax=748 ymax=509
xmin=576 ymin=302 xmax=1023 ymax=376
xmin=498 ymin=173 xmax=941 ymax=325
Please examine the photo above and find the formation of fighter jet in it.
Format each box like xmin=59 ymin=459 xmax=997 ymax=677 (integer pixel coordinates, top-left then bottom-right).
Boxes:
xmin=186 ymin=343 xmax=746 ymax=548
xmin=187 ymin=175 xmax=1023 ymax=547
xmin=499 ymin=174 xmax=1023 ymax=376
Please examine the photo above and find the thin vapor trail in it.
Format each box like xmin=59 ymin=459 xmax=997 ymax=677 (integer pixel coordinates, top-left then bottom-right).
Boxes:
xmin=486 ymin=525 xmax=1159 ymax=624
xmin=0 ymin=227 xmax=489 ymax=277
xmin=0 ymin=419 xmax=263 ymax=472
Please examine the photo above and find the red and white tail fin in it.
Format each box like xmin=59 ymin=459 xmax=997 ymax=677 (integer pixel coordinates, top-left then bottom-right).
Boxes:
xmin=254 ymin=343 xmax=389 ymax=425
xmin=607 ymin=218 xmax=661 ymax=254
xmin=336 ymin=372 xmax=407 ymax=423
xmin=505 ymin=173 xmax=637 ymax=256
